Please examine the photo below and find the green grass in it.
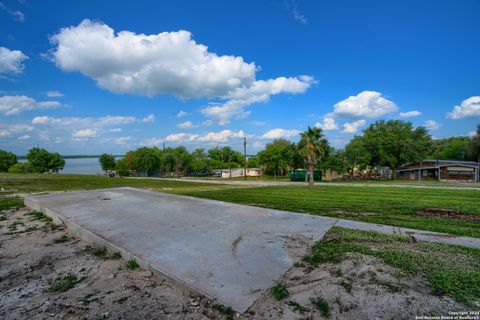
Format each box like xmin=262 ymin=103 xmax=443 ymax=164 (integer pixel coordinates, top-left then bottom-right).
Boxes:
xmin=182 ymin=185 xmax=480 ymax=237
xmin=0 ymin=173 xmax=237 ymax=194
xmin=28 ymin=211 xmax=53 ymax=223
xmin=287 ymin=300 xmax=310 ymax=314
xmin=125 ymin=259 xmax=140 ymax=270
xmin=0 ymin=197 xmax=24 ymax=211
xmin=310 ymin=296 xmax=331 ymax=317
xmin=212 ymin=304 xmax=235 ymax=320
xmin=53 ymin=234 xmax=72 ymax=243
xmin=271 ymin=283 xmax=289 ymax=301
xmin=47 ymin=274 xmax=84 ymax=293
xmin=305 ymin=227 xmax=480 ymax=305
xmin=2 ymin=174 xmax=479 ymax=237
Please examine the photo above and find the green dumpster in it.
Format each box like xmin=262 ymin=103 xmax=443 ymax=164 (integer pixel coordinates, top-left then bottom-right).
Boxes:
xmin=289 ymin=170 xmax=322 ymax=182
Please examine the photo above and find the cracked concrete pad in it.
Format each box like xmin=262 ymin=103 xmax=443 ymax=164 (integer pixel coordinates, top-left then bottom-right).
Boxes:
xmin=25 ymin=187 xmax=336 ymax=312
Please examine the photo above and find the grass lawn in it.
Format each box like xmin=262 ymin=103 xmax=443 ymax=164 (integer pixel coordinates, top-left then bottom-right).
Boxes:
xmin=1 ymin=174 xmax=479 ymax=237
xmin=0 ymin=173 xmax=237 ymax=194
xmin=305 ymin=227 xmax=480 ymax=305
xmin=181 ymin=185 xmax=480 ymax=238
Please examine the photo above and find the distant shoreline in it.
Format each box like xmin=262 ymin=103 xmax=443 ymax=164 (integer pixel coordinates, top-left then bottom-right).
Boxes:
xmin=17 ymin=155 xmax=125 ymax=160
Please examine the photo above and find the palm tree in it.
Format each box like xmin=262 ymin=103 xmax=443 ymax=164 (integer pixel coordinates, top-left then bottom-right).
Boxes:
xmin=298 ymin=126 xmax=329 ymax=186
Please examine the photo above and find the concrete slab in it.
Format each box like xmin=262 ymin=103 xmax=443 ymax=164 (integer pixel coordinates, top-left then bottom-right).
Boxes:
xmin=25 ymin=187 xmax=336 ymax=312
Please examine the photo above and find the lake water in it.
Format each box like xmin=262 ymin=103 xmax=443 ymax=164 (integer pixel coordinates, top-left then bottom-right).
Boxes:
xmin=20 ymin=157 xmax=117 ymax=175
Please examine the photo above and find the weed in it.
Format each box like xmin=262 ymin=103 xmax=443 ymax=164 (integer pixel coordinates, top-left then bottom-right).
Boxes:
xmin=8 ymin=220 xmax=24 ymax=231
xmin=287 ymin=300 xmax=309 ymax=314
xmin=0 ymin=214 xmax=6 ymax=221
xmin=212 ymin=303 xmax=235 ymax=320
xmin=111 ymin=252 xmax=122 ymax=259
xmin=47 ymin=274 xmax=83 ymax=293
xmin=293 ymin=261 xmax=305 ymax=268
xmin=271 ymin=283 xmax=289 ymax=301
xmin=80 ymin=292 xmax=101 ymax=305
xmin=125 ymin=259 xmax=140 ymax=270
xmin=310 ymin=296 xmax=330 ymax=318
xmin=28 ymin=211 xmax=53 ymax=223
xmin=91 ymin=247 xmax=108 ymax=258
xmin=53 ymin=235 xmax=72 ymax=244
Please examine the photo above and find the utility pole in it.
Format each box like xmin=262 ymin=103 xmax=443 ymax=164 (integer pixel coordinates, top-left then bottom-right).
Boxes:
xmin=243 ymin=137 xmax=247 ymax=181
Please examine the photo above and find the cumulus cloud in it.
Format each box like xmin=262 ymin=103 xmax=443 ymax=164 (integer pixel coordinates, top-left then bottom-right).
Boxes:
xmin=315 ymin=117 xmax=338 ymax=130
xmin=261 ymin=128 xmax=300 ymax=139
xmin=399 ymin=110 xmax=421 ymax=118
xmin=45 ymin=90 xmax=65 ymax=97
xmin=201 ymin=76 xmax=315 ymax=125
xmin=114 ymin=136 xmax=132 ymax=145
xmin=72 ymin=128 xmax=97 ymax=139
xmin=152 ymin=129 xmax=246 ymax=145
xmin=49 ymin=20 xmax=314 ymax=124
xmin=18 ymin=134 xmax=30 ymax=140
xmin=446 ymin=96 xmax=480 ymax=119
xmin=0 ymin=47 xmax=28 ymax=76
xmin=342 ymin=119 xmax=366 ymax=133
xmin=423 ymin=120 xmax=441 ymax=131
xmin=197 ymin=129 xmax=245 ymax=142
xmin=49 ymin=19 xmax=256 ymax=98
xmin=176 ymin=110 xmax=189 ymax=118
xmin=332 ymin=91 xmax=398 ymax=119
xmin=177 ymin=120 xmax=197 ymax=129
xmin=109 ymin=128 xmax=122 ymax=132
xmin=0 ymin=95 xmax=62 ymax=116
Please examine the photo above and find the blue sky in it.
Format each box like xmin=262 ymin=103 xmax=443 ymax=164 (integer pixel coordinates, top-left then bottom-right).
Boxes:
xmin=0 ymin=0 xmax=479 ymax=155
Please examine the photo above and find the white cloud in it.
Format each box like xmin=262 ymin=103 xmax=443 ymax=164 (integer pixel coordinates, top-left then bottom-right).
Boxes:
xmin=50 ymin=19 xmax=256 ymax=98
xmin=142 ymin=114 xmax=155 ymax=123
xmin=176 ymin=110 xmax=189 ymax=118
xmin=315 ymin=117 xmax=338 ymax=130
xmin=177 ymin=120 xmax=197 ymax=129
xmin=197 ymin=129 xmax=245 ymax=142
xmin=399 ymin=110 xmax=421 ymax=118
xmin=32 ymin=114 xmax=147 ymax=127
xmin=342 ymin=119 xmax=366 ymax=133
xmin=201 ymin=76 xmax=315 ymax=125
xmin=0 ymin=123 xmax=33 ymax=138
xmin=49 ymin=20 xmax=314 ymax=124
xmin=468 ymin=131 xmax=478 ymax=138
xmin=0 ymin=47 xmax=28 ymax=76
xmin=285 ymin=0 xmax=308 ymax=24
xmin=114 ymin=136 xmax=131 ymax=145
xmin=261 ymin=128 xmax=300 ymax=139
xmin=72 ymin=128 xmax=97 ymax=139
xmin=45 ymin=90 xmax=65 ymax=97
xmin=109 ymin=128 xmax=122 ymax=132
xmin=332 ymin=91 xmax=398 ymax=119
xmin=446 ymin=96 xmax=480 ymax=119
xmin=0 ymin=95 xmax=62 ymax=116
xmin=423 ymin=120 xmax=441 ymax=131
xmin=18 ymin=134 xmax=30 ymax=140
xmin=165 ymin=133 xmax=199 ymax=143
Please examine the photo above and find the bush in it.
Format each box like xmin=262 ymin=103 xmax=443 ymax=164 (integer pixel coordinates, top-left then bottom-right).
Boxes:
xmin=8 ymin=162 xmax=31 ymax=173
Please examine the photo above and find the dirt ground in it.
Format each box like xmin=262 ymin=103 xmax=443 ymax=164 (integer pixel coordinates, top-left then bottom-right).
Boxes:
xmin=0 ymin=207 xmax=467 ymax=320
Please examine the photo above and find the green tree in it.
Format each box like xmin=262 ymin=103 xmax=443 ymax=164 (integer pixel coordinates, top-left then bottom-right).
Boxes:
xmin=189 ymin=148 xmax=208 ymax=173
xmin=431 ymin=136 xmax=472 ymax=161
xmin=257 ymin=143 xmax=287 ymax=179
xmin=246 ymin=156 xmax=259 ymax=168
xmin=133 ymin=147 xmax=160 ymax=176
xmin=361 ymin=120 xmax=433 ymax=178
xmin=27 ymin=148 xmax=65 ymax=173
xmin=0 ymin=150 xmax=17 ymax=172
xmin=8 ymin=162 xmax=31 ymax=173
xmin=468 ymin=124 xmax=480 ymax=162
xmin=115 ymin=158 xmax=129 ymax=176
xmin=318 ymin=148 xmax=348 ymax=174
xmin=344 ymin=136 xmax=371 ymax=178
xmin=99 ymin=153 xmax=116 ymax=175
xmin=298 ymin=127 xmax=329 ymax=186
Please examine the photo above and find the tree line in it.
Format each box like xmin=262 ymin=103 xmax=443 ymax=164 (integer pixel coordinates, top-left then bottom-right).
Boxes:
xmin=1 ymin=120 xmax=479 ymax=184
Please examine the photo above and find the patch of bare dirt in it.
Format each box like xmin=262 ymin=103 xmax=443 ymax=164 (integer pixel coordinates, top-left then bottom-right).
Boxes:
xmin=0 ymin=207 xmax=470 ymax=320
xmin=418 ymin=208 xmax=479 ymax=222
